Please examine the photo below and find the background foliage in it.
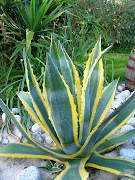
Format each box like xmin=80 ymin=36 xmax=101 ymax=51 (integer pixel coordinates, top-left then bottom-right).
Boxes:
xmin=77 ymin=0 xmax=135 ymax=51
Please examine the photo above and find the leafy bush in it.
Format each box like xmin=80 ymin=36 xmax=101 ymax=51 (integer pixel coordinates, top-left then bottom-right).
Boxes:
xmin=77 ymin=0 xmax=135 ymax=50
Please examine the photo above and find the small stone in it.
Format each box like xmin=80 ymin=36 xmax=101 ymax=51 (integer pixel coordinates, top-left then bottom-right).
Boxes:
xmin=122 ymin=139 xmax=133 ymax=147
xmin=13 ymin=127 xmax=22 ymax=139
xmin=123 ymin=144 xmax=135 ymax=149
xmin=111 ymin=103 xmax=120 ymax=110
xmin=117 ymin=85 xmax=125 ymax=92
xmin=107 ymin=109 xmax=114 ymax=116
xmin=11 ymin=115 xmax=21 ymax=124
xmin=115 ymin=98 xmax=124 ymax=104
xmin=127 ymin=117 xmax=135 ymax=127
xmin=115 ymin=90 xmax=120 ymax=95
xmin=123 ymin=90 xmax=131 ymax=99
xmin=115 ymin=92 xmax=125 ymax=101
xmin=115 ymin=90 xmax=130 ymax=101
xmin=111 ymin=129 xmax=120 ymax=136
xmin=104 ymin=151 xmax=118 ymax=157
xmin=31 ymin=132 xmax=43 ymax=143
xmin=2 ymin=113 xmax=6 ymax=123
xmin=41 ymin=133 xmax=54 ymax=146
xmin=120 ymin=148 xmax=135 ymax=160
xmin=12 ymin=108 xmax=19 ymax=114
xmin=120 ymin=125 xmax=134 ymax=133
xmin=31 ymin=123 xmax=44 ymax=134
xmin=17 ymin=166 xmax=41 ymax=180
xmin=131 ymin=137 xmax=135 ymax=145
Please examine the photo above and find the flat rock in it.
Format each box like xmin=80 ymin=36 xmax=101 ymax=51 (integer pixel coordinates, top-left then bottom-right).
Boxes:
xmin=104 ymin=151 xmax=118 ymax=157
xmin=127 ymin=117 xmax=135 ymax=127
xmin=12 ymin=108 xmax=19 ymax=114
xmin=41 ymin=133 xmax=54 ymax=147
xmin=89 ymin=170 xmax=118 ymax=180
xmin=120 ymin=125 xmax=134 ymax=133
xmin=120 ymin=148 xmax=135 ymax=160
xmin=122 ymin=139 xmax=133 ymax=147
xmin=117 ymin=85 xmax=125 ymax=92
xmin=11 ymin=115 xmax=21 ymax=124
xmin=31 ymin=132 xmax=44 ymax=143
xmin=115 ymin=90 xmax=130 ymax=101
xmin=31 ymin=123 xmax=44 ymax=134
xmin=17 ymin=166 xmax=41 ymax=180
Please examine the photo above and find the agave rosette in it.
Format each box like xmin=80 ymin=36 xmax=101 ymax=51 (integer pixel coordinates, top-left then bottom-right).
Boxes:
xmin=0 ymin=36 xmax=135 ymax=179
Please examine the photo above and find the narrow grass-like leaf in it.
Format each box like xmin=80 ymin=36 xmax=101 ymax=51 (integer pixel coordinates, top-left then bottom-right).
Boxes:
xmin=33 ymin=0 xmax=53 ymax=30
xmin=29 ymin=0 xmax=36 ymax=28
xmin=17 ymin=1 xmax=30 ymax=28
xmin=5 ymin=56 xmax=17 ymax=86
xmin=37 ymin=5 xmax=64 ymax=30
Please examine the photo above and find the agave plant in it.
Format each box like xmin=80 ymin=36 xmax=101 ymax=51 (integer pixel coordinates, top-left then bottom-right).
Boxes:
xmin=0 ymin=36 xmax=135 ymax=179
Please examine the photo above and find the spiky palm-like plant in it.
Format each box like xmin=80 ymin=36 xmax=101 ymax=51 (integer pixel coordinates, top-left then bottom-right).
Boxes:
xmin=0 ymin=36 xmax=135 ymax=179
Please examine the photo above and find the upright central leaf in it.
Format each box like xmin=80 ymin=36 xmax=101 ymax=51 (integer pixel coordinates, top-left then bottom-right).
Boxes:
xmin=44 ymin=53 xmax=80 ymax=155
xmin=79 ymin=37 xmax=104 ymax=145
xmin=50 ymin=39 xmax=81 ymax=115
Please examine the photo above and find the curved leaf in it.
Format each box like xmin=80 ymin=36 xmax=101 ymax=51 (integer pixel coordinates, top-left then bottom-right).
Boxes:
xmin=0 ymin=143 xmax=66 ymax=163
xmin=17 ymin=91 xmax=61 ymax=149
xmin=86 ymin=151 xmax=135 ymax=179
xmin=96 ymin=130 xmax=135 ymax=153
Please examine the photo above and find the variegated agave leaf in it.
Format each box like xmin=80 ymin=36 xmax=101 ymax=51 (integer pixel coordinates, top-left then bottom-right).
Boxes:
xmin=0 ymin=36 xmax=135 ymax=180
